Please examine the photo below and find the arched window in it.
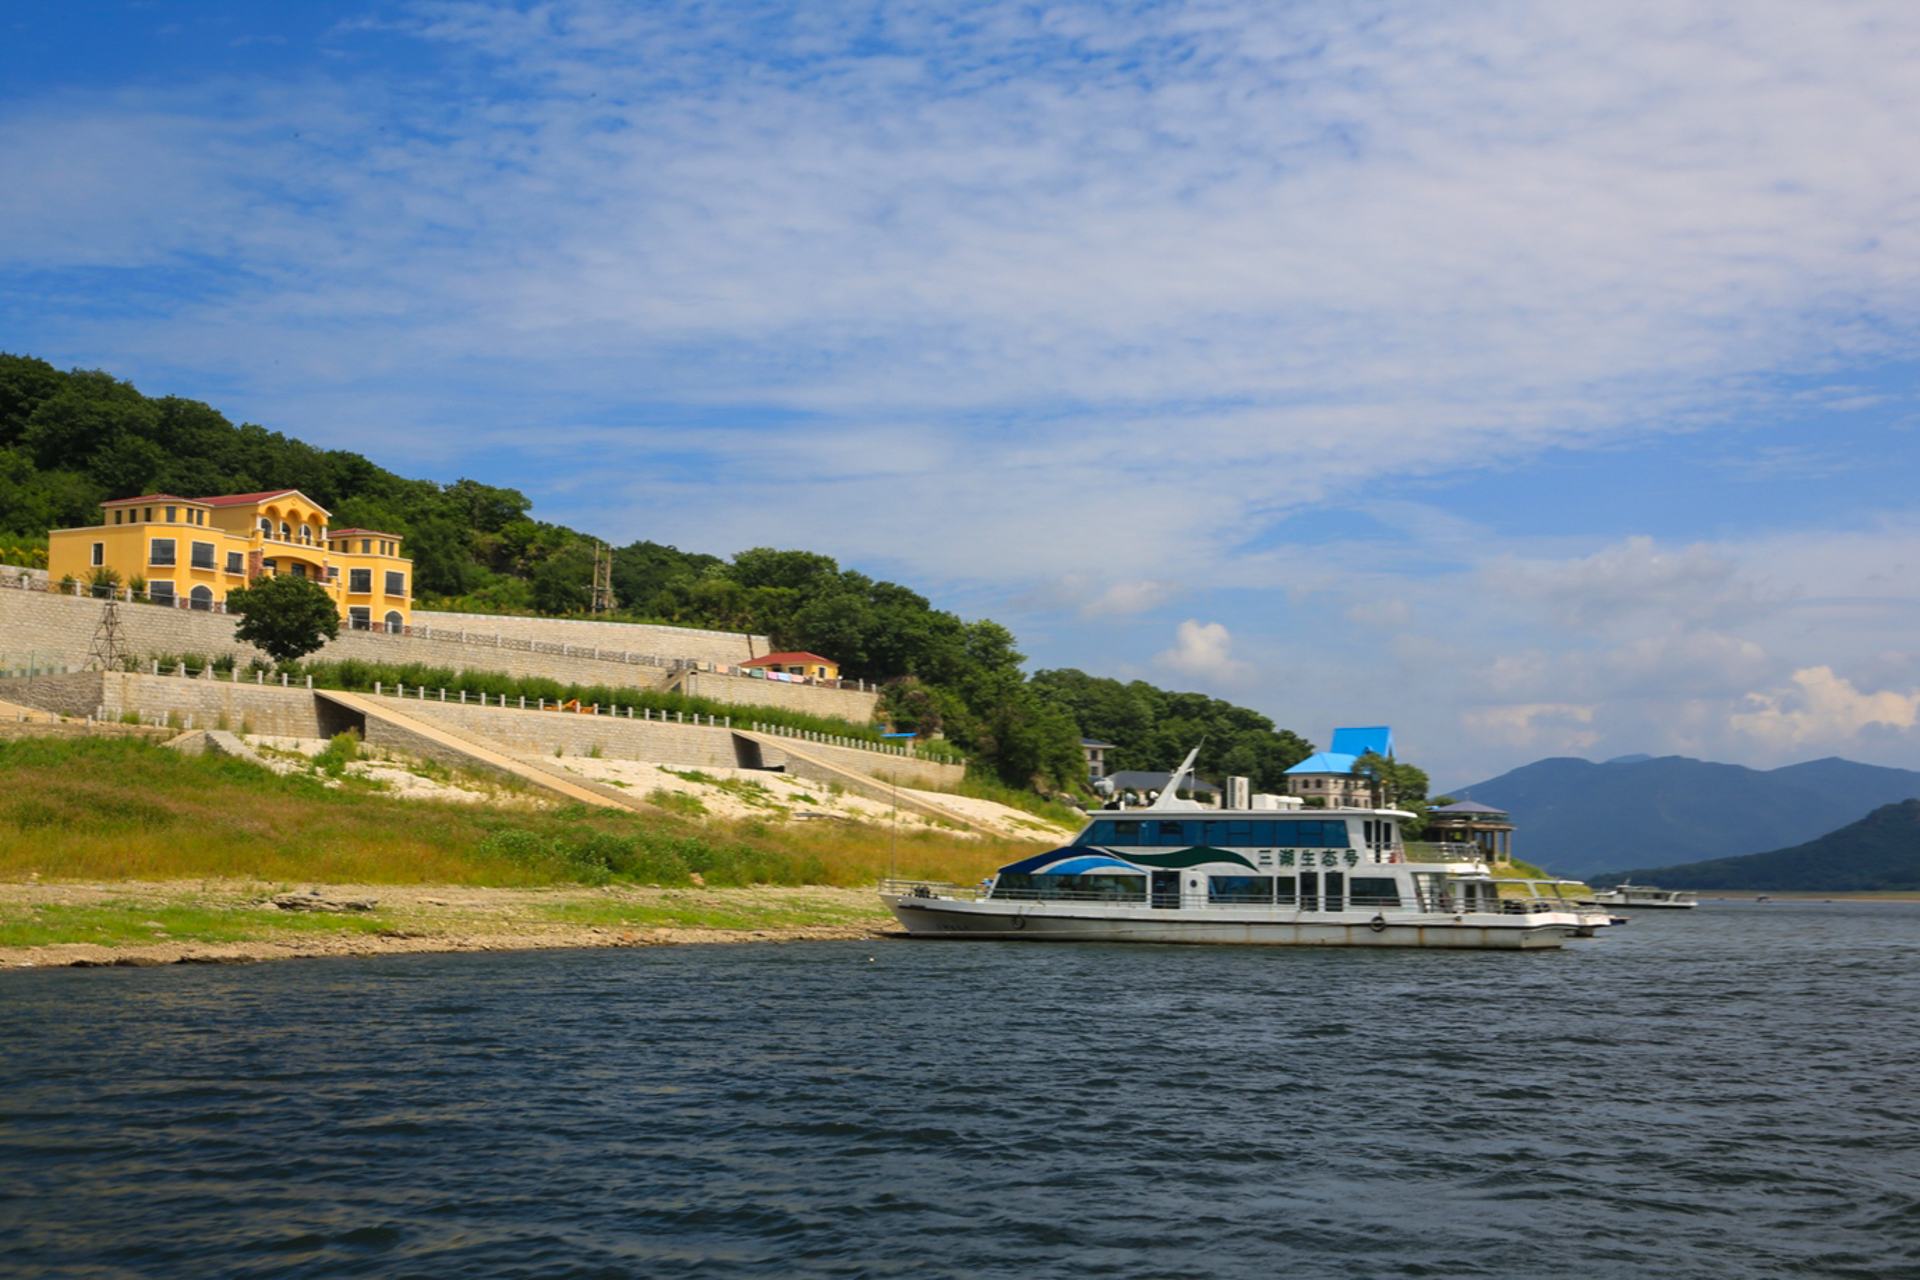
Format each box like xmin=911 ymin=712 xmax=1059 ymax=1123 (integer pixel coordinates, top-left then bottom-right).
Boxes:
xmin=384 ymin=611 xmax=404 ymax=634
xmin=259 ymin=517 xmax=271 ymax=536
xmin=300 ymin=524 xmax=312 ymax=544
xmin=189 ymin=585 xmax=214 ymax=611
xmin=280 ymin=521 xmax=292 ymax=541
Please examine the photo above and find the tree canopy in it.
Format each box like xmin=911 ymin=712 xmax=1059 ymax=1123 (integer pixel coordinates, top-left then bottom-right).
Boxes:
xmin=227 ymin=573 xmax=342 ymax=665
xmin=1029 ymin=668 xmax=1315 ymax=794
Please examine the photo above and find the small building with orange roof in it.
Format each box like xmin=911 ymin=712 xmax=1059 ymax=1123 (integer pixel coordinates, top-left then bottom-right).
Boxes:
xmin=740 ymin=651 xmax=839 ymax=680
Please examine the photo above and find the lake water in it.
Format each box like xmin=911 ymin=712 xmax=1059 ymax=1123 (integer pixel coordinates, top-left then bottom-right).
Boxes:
xmin=3 ymin=900 xmax=1918 ymax=1278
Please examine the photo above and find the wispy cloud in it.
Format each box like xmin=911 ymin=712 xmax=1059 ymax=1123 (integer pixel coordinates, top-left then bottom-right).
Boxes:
xmin=8 ymin=0 xmax=1920 ymax=776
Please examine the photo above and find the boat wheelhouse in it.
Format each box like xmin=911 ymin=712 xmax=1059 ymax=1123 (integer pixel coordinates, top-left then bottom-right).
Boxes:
xmin=881 ymin=748 xmax=1595 ymax=950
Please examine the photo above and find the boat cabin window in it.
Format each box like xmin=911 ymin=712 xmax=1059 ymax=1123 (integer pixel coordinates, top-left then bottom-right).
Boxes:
xmin=993 ymin=872 xmax=1145 ymax=902
xmin=1347 ymin=877 xmax=1401 ymax=907
xmin=1207 ymin=876 xmax=1273 ymax=904
xmin=1076 ymin=819 xmax=1351 ymax=849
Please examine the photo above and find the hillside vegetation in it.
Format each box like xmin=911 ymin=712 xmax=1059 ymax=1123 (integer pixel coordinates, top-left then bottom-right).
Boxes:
xmin=0 ymin=352 xmax=1338 ymax=795
xmin=1592 ymin=799 xmax=1920 ymax=891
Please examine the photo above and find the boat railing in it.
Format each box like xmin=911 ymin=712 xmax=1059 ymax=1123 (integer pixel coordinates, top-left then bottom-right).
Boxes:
xmin=878 ymin=878 xmax=986 ymax=901
xmin=1397 ymin=842 xmax=1488 ymax=864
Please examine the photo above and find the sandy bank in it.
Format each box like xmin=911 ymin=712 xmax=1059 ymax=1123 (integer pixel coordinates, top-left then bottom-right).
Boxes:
xmin=0 ymin=880 xmax=905 ymax=970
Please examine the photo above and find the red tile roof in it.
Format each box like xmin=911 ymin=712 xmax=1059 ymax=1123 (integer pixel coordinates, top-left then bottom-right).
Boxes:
xmin=326 ymin=528 xmax=402 ymax=540
xmin=102 ymin=494 xmax=199 ymax=506
xmin=741 ymin=652 xmax=837 ymax=667
xmin=194 ymin=489 xmax=331 ymax=516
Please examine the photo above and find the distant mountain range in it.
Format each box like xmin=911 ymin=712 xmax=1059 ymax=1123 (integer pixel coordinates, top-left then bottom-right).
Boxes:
xmin=1445 ymin=755 xmax=1920 ymax=879
xmin=1589 ymin=800 xmax=1920 ymax=891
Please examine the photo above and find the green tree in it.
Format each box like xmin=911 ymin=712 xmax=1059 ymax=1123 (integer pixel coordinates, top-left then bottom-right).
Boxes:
xmin=1351 ymin=751 xmax=1433 ymax=830
xmin=227 ymin=574 xmax=341 ymax=665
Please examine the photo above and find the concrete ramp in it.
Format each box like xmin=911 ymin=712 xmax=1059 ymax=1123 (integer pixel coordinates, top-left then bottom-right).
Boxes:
xmin=0 ymin=696 xmax=62 ymax=724
xmin=731 ymin=729 xmax=991 ymax=834
xmin=314 ymin=689 xmax=652 ymax=813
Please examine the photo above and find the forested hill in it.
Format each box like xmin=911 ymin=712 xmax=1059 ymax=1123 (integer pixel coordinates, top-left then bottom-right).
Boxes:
xmin=0 ymin=352 xmax=1323 ymax=794
xmin=1590 ymin=800 xmax=1920 ymax=891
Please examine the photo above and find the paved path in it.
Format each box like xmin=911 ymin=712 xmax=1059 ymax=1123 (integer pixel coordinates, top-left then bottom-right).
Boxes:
xmin=314 ymin=689 xmax=654 ymax=812
xmin=0 ymin=696 xmax=63 ymax=723
xmin=731 ymin=730 xmax=992 ymax=834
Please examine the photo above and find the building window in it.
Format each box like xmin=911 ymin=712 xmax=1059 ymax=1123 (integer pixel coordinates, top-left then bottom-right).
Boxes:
xmin=226 ymin=552 xmax=244 ymax=574
xmin=91 ymin=542 xmax=104 ymax=567
xmin=190 ymin=541 xmax=216 ymax=571
xmin=260 ymin=518 xmax=271 ymax=536
xmin=385 ymin=571 xmax=405 ymax=597
xmin=384 ymin=610 xmax=403 ymax=633
xmin=328 ymin=566 xmax=339 ymax=582
xmin=149 ymin=538 xmax=176 ymax=567
xmin=280 ymin=521 xmax=291 ymax=541
xmin=165 ymin=506 xmax=177 ymax=523
xmin=144 ymin=508 xmax=153 ymax=522
xmin=114 ymin=511 xmax=123 ymax=525
xmin=150 ymin=581 xmax=176 ymax=605
xmin=300 ymin=524 xmax=312 ymax=544
xmin=360 ymin=539 xmax=371 ymax=554
xmin=348 ymin=607 xmax=371 ymax=630
xmin=189 ymin=585 xmax=214 ymax=611
xmin=349 ymin=568 xmax=372 ymax=593
xmin=290 ymin=563 xmax=306 ymax=579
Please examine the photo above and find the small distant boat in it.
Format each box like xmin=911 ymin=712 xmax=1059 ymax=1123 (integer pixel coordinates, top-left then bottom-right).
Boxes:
xmin=1591 ymin=881 xmax=1698 ymax=910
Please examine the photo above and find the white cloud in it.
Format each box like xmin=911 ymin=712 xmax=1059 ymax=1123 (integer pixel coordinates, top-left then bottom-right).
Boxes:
xmin=1483 ymin=536 xmax=1774 ymax=634
xmin=1461 ymin=703 xmax=1600 ymax=754
xmin=1155 ymin=619 xmax=1251 ymax=683
xmin=1730 ymin=666 xmax=1920 ymax=750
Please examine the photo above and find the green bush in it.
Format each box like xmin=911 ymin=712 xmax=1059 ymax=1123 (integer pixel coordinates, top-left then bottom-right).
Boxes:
xmin=313 ymin=731 xmax=361 ymax=778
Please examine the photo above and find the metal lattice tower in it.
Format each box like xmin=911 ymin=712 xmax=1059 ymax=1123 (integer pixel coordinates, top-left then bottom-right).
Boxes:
xmin=86 ymin=599 xmax=131 ymax=671
xmin=590 ymin=541 xmax=616 ymax=614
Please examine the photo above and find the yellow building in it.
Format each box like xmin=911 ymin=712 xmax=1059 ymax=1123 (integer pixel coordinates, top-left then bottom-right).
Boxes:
xmin=46 ymin=489 xmax=413 ymax=631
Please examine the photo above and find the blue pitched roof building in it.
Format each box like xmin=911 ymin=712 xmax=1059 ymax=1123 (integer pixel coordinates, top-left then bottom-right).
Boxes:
xmin=1284 ymin=726 xmax=1394 ymax=807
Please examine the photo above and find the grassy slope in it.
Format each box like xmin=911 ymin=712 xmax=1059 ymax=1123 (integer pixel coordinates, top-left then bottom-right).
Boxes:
xmin=0 ymin=736 xmax=1032 ymax=888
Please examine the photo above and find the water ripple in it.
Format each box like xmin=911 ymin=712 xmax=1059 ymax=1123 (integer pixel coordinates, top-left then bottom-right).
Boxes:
xmin=2 ymin=900 xmax=1918 ymax=1277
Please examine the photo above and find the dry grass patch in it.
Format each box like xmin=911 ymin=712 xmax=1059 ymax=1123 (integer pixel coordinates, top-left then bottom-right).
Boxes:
xmin=0 ymin=737 xmax=1031 ymax=889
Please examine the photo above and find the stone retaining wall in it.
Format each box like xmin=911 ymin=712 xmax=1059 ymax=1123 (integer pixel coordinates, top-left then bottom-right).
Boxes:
xmin=0 ymin=671 xmax=962 ymax=790
xmin=0 ymin=671 xmax=326 ymax=737
xmin=411 ymin=609 xmax=768 ymax=668
xmin=0 ymin=583 xmax=878 ymax=723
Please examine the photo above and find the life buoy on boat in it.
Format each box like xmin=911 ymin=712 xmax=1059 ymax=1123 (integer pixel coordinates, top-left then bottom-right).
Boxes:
xmin=1368 ymin=915 xmax=1388 ymax=933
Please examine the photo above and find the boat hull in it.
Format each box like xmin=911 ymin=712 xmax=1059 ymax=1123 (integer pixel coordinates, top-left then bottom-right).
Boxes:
xmin=883 ymin=895 xmax=1579 ymax=950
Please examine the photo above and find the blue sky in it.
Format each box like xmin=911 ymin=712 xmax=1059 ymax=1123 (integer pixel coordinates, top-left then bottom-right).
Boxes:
xmin=8 ymin=0 xmax=1920 ymax=784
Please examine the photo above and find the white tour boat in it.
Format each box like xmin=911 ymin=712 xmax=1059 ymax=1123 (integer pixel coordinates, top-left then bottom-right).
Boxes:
xmin=1591 ymin=882 xmax=1698 ymax=910
xmin=881 ymin=749 xmax=1595 ymax=950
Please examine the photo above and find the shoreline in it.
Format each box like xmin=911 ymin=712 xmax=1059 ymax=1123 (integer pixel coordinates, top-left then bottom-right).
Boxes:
xmin=0 ymin=880 xmax=904 ymax=970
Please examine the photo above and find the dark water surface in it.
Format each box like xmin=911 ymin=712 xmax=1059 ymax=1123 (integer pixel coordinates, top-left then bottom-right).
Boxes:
xmin=3 ymin=901 xmax=1919 ymax=1279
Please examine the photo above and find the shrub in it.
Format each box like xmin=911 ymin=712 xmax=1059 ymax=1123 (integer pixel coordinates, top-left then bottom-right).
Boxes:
xmin=313 ymin=731 xmax=362 ymax=778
